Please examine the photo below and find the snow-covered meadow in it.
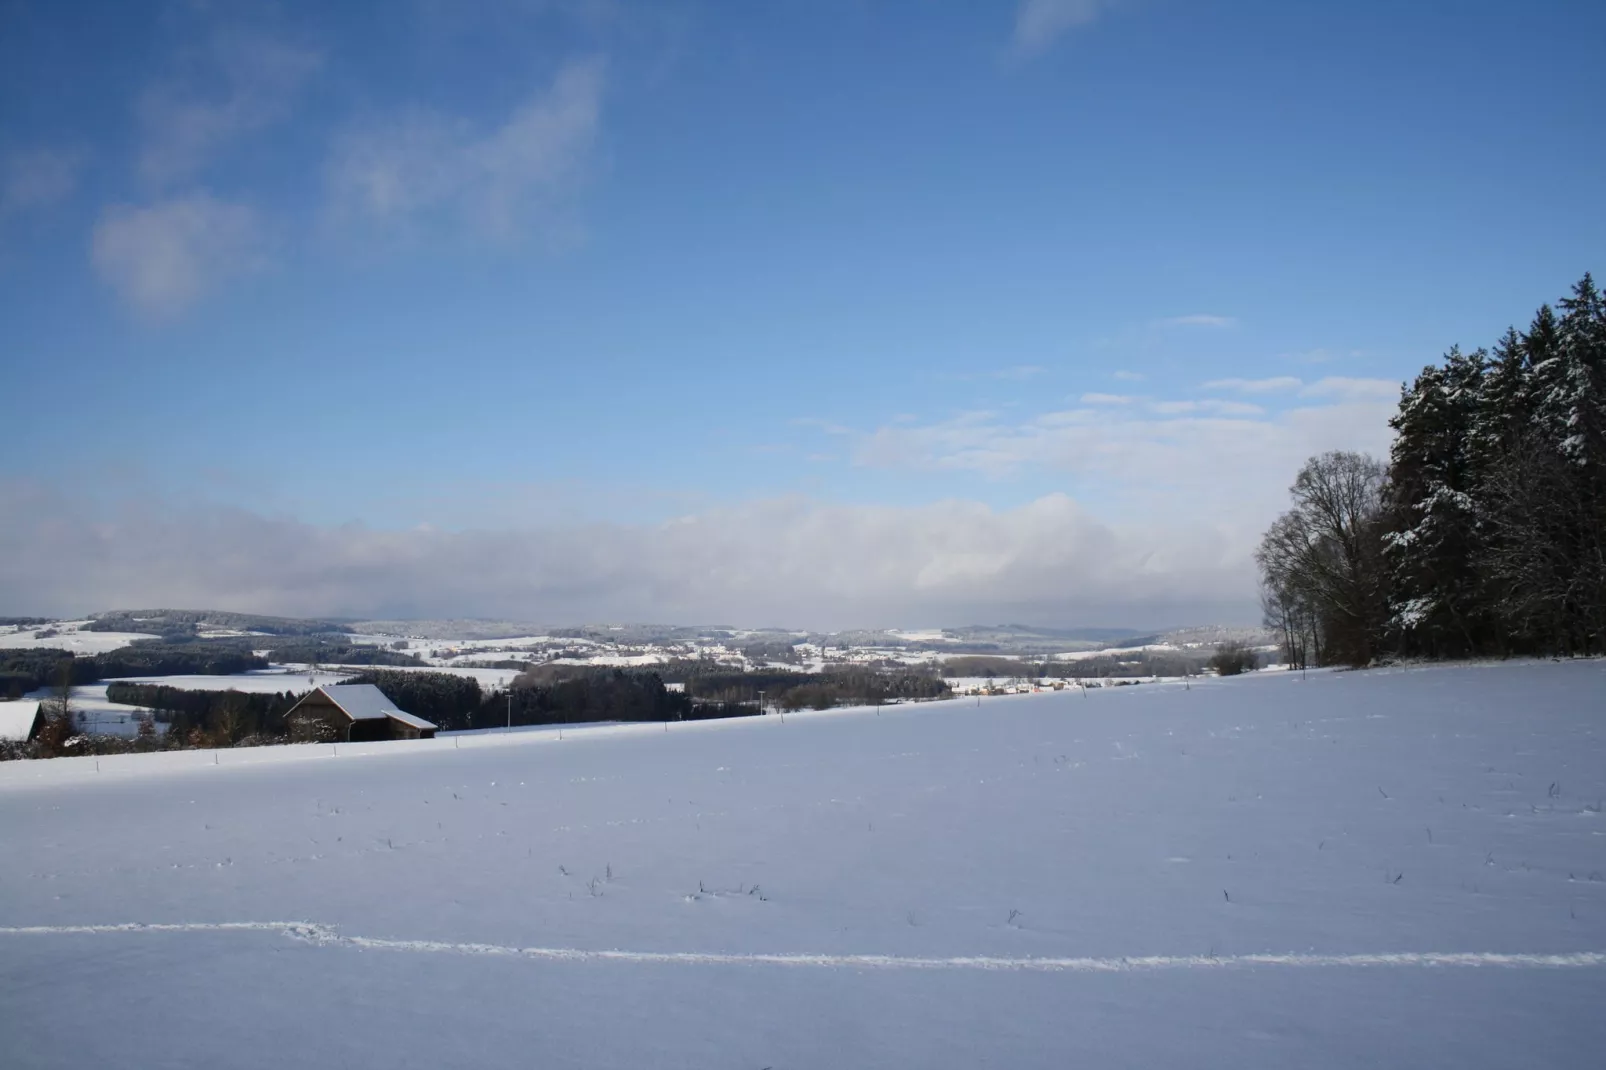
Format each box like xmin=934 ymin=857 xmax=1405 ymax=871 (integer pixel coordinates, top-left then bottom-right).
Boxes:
xmin=3 ymin=661 xmax=1604 ymax=1068
xmin=0 ymin=621 xmax=159 ymax=654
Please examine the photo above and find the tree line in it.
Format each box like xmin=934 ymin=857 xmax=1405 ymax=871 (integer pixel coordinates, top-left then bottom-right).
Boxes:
xmin=85 ymin=609 xmax=351 ymax=637
xmin=0 ymin=644 xmax=270 ymax=698
xmin=645 ymin=662 xmax=950 ymax=710
xmin=1259 ymin=272 xmax=1605 ymax=665
xmin=338 ymin=668 xmax=756 ymax=732
xmin=103 ymin=682 xmax=303 ymax=745
xmin=940 ymin=650 xmax=1241 ymax=679
xmin=8 ymin=660 xmax=948 ymax=761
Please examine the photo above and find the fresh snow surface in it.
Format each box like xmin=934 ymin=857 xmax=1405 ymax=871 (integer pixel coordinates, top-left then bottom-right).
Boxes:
xmin=349 ymin=663 xmax=525 ymax=688
xmin=1053 ymin=642 xmax=1182 ymax=661
xmin=0 ymin=700 xmax=40 ymax=741
xmin=3 ymin=660 xmax=1605 ymax=1069
xmin=20 ymin=686 xmax=161 ymax=738
xmin=0 ymin=625 xmax=160 ymax=653
xmin=102 ymin=669 xmax=355 ymax=694
xmin=315 ymin=683 xmax=413 ymax=722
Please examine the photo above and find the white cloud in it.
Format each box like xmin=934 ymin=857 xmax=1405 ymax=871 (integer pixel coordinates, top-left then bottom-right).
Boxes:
xmin=91 ymin=195 xmax=263 ymax=318
xmin=0 ymin=480 xmax=1260 ymax=629
xmin=138 ymin=30 xmax=320 ymax=185
xmin=847 ymin=390 xmax=1396 ymax=524
xmin=2 ymin=148 xmax=84 ymax=214
xmin=1203 ymin=376 xmax=1303 ymax=394
xmin=1012 ymin=0 xmax=1125 ymax=55
xmin=1149 ymin=399 xmax=1264 ymax=416
xmin=327 ymin=58 xmax=605 ymax=241
xmin=1285 ymin=348 xmax=1336 ymax=364
xmin=1211 ymin=400 xmax=1266 ymax=416
xmin=1080 ymin=392 xmax=1134 ymax=405
xmin=1164 ymin=314 xmax=1237 ymax=328
xmin=1111 ymin=370 xmax=1145 ymax=382
xmin=1298 ymin=376 xmax=1400 ymax=402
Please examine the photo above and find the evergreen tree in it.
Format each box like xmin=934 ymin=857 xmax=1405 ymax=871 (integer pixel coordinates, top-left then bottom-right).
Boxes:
xmin=1382 ymin=349 xmax=1486 ymax=655
xmin=1264 ymin=271 xmax=1605 ymax=662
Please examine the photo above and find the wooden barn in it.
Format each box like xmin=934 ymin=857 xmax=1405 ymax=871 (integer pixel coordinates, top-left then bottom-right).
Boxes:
xmin=0 ymin=699 xmax=43 ymax=743
xmin=284 ymin=684 xmax=437 ymax=743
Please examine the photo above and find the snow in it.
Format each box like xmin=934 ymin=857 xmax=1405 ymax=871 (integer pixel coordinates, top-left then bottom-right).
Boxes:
xmin=1054 ymin=642 xmax=1182 ymax=661
xmin=340 ymin=663 xmax=525 ymax=688
xmin=0 ymin=700 xmax=40 ymax=741
xmin=100 ymin=669 xmax=352 ymax=693
xmin=544 ymin=653 xmax=667 ymax=668
xmin=3 ymin=660 xmax=1605 ymax=1068
xmin=314 ymin=683 xmax=412 ymax=722
xmin=19 ymin=685 xmax=162 ymax=738
xmin=302 ymin=684 xmax=437 ymax=732
xmin=9 ymin=667 xmax=517 ymax=742
xmin=0 ymin=623 xmax=160 ymax=653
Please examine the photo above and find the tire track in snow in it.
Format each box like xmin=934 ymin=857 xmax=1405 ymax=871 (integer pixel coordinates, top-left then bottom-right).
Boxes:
xmin=2 ymin=922 xmax=1603 ymax=972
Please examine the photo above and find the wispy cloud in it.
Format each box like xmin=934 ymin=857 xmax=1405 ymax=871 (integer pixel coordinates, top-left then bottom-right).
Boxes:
xmin=790 ymin=416 xmax=853 ymax=436
xmin=1203 ymin=376 xmax=1303 ymax=393
xmin=1163 ymin=314 xmax=1237 ymax=328
xmin=326 ymin=58 xmax=605 ymax=242
xmin=1299 ymin=376 xmax=1399 ymax=402
xmin=1012 ymin=0 xmax=1127 ymax=56
xmin=2 ymin=147 xmax=85 ymax=215
xmin=138 ymin=28 xmax=321 ymax=185
xmin=1111 ymin=370 xmax=1145 ymax=382
xmin=1149 ymin=399 xmax=1264 ymax=416
xmin=833 ymin=388 xmax=1396 ymax=527
xmin=91 ymin=195 xmax=264 ymax=318
xmin=1080 ymin=392 xmax=1134 ymax=405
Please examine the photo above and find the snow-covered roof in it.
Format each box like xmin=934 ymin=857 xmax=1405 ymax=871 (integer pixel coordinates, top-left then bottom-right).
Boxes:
xmin=0 ymin=700 xmax=42 ymax=742
xmin=318 ymin=684 xmax=436 ymax=730
xmin=384 ymin=708 xmax=436 ymax=731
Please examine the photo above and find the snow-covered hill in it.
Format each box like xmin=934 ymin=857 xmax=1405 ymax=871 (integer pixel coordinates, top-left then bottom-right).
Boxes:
xmin=3 ymin=661 xmax=1604 ymax=1068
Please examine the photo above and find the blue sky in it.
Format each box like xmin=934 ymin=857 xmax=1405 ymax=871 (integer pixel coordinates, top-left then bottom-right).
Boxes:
xmin=3 ymin=0 xmax=1603 ymax=627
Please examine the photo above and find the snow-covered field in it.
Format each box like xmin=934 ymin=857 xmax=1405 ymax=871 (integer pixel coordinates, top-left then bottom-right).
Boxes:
xmin=19 ymin=684 xmax=158 ymax=738
xmin=3 ymin=661 xmax=1604 ymax=1068
xmin=0 ymin=622 xmax=159 ymax=654
xmin=343 ymin=663 xmax=525 ymax=688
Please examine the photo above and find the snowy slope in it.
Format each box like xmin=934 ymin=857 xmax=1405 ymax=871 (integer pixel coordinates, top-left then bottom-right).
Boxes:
xmin=0 ymin=622 xmax=160 ymax=653
xmin=3 ymin=661 xmax=1605 ymax=1069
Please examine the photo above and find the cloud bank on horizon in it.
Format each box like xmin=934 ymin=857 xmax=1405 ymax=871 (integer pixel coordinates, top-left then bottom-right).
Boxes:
xmin=0 ymin=373 xmax=1394 ymax=627
xmin=1 ymin=480 xmax=1261 ymax=629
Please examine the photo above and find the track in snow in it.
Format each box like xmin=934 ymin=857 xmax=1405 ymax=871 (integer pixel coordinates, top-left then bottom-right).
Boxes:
xmin=3 ymin=922 xmax=1603 ymax=973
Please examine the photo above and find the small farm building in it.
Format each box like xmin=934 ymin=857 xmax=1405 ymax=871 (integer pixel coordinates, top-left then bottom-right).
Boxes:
xmin=0 ymin=699 xmax=43 ymax=743
xmin=285 ymin=684 xmax=437 ymax=743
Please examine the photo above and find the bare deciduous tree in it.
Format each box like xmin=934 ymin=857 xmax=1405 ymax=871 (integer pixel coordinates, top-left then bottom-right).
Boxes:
xmin=1256 ymin=451 xmax=1388 ymax=667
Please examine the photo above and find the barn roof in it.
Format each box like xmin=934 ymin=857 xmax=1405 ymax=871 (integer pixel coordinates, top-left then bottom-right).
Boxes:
xmin=317 ymin=684 xmax=436 ymax=730
xmin=0 ymin=700 xmax=42 ymax=742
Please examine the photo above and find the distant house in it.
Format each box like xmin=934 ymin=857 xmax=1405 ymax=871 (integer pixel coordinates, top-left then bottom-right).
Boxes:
xmin=0 ymin=699 xmax=44 ymax=743
xmin=284 ymin=684 xmax=437 ymax=743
